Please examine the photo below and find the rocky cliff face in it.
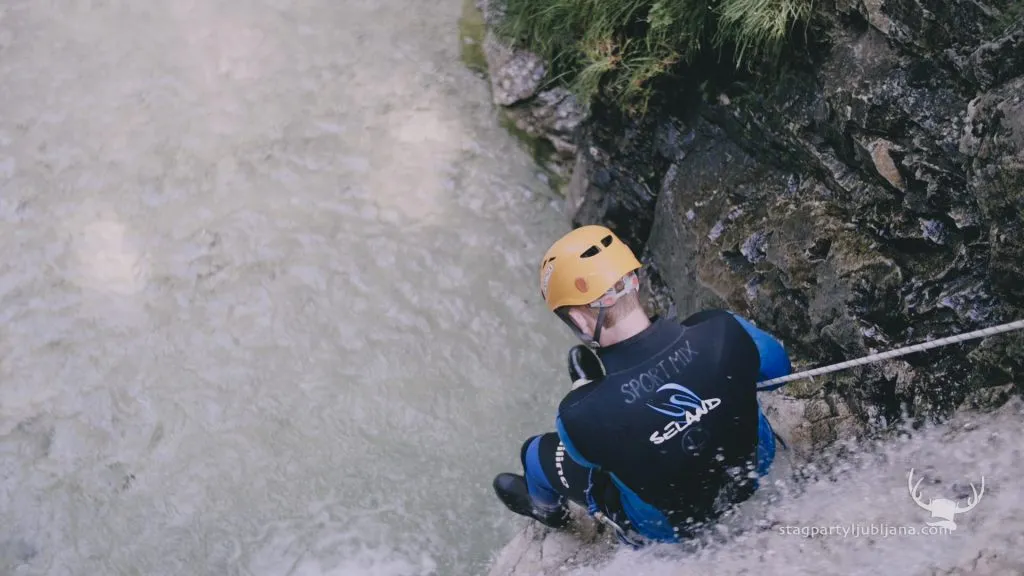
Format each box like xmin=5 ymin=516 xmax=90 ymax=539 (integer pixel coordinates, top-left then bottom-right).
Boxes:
xmin=575 ymin=0 xmax=1023 ymax=442
xmin=476 ymin=0 xmax=1023 ymax=437
xmin=471 ymin=0 xmax=1023 ymax=574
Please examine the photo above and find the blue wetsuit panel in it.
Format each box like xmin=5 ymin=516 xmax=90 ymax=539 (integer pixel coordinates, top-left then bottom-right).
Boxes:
xmin=729 ymin=313 xmax=792 ymax=386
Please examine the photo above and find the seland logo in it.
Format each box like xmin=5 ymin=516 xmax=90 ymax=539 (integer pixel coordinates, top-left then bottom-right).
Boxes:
xmin=554 ymin=442 xmax=570 ymax=488
xmin=647 ymin=383 xmax=720 ymax=445
xmin=907 ymin=468 xmax=985 ymax=531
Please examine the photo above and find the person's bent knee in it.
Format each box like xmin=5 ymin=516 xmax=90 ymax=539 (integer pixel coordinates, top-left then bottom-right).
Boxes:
xmin=520 ymin=435 xmax=542 ymax=469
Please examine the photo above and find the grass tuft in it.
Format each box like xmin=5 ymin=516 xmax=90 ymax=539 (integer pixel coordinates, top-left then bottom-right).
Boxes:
xmin=495 ymin=0 xmax=815 ymax=115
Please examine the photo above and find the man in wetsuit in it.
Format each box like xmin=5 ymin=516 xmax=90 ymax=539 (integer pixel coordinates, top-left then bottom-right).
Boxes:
xmin=492 ymin=225 xmax=793 ymax=544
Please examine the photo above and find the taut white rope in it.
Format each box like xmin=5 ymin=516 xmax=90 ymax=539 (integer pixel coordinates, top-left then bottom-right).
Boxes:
xmin=757 ymin=319 xmax=1024 ymax=391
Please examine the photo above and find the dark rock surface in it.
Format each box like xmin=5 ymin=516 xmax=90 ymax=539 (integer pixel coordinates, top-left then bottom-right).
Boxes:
xmin=567 ymin=0 xmax=1024 ymax=445
xmin=475 ymin=3 xmax=1022 ymax=574
xmin=471 ymin=0 xmax=1023 ymax=457
xmin=472 ymin=0 xmax=1023 ymax=483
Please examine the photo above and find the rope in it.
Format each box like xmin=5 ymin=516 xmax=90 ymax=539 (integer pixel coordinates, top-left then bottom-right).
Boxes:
xmin=757 ymin=319 xmax=1024 ymax=391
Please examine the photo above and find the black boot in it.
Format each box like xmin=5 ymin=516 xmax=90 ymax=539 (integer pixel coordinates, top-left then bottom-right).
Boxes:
xmin=493 ymin=473 xmax=571 ymax=529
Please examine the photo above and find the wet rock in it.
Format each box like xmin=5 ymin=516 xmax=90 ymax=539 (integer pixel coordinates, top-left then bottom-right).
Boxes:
xmin=866 ymin=138 xmax=906 ymax=191
xmin=761 ymin=391 xmax=857 ymax=459
xmin=949 ymin=18 xmax=1024 ymax=90
xmin=476 ymin=0 xmax=1023 ymax=571
xmin=856 ymin=0 xmax=1000 ymax=53
xmin=740 ymin=231 xmax=770 ymax=263
xmin=859 ymin=0 xmax=893 ymax=33
xmin=919 ymin=219 xmax=948 ymax=245
xmin=459 ymin=0 xmax=489 ymax=76
xmin=961 ymin=76 xmax=1024 ymax=302
xmin=481 ymin=31 xmax=546 ymax=107
xmin=635 ymin=0 xmax=1024 ymax=421
xmin=637 ymin=255 xmax=678 ymax=320
xmin=961 ymin=383 xmax=1017 ymax=411
xmin=468 ymin=0 xmax=587 ymax=181
xmin=502 ymin=87 xmax=586 ymax=159
xmin=566 ymin=143 xmax=657 ymax=255
xmin=475 ymin=0 xmax=506 ymax=28
xmin=486 ymin=506 xmax=614 ymax=576
xmin=804 ymin=399 xmax=833 ymax=422
xmin=565 ymin=110 xmax=692 ymax=253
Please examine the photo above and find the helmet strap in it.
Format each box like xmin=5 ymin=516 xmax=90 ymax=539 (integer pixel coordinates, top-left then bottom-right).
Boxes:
xmin=556 ymin=305 xmax=609 ymax=349
xmin=590 ymin=306 xmax=608 ymax=349
xmin=554 ymin=271 xmax=638 ymax=348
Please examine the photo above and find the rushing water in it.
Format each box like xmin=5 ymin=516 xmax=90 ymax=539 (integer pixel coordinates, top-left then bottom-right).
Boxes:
xmin=5 ymin=2 xmax=1023 ymax=576
xmin=568 ymin=398 xmax=1024 ymax=576
xmin=0 ymin=1 xmax=576 ymax=574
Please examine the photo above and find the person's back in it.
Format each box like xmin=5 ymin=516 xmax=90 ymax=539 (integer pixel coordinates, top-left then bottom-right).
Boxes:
xmin=556 ymin=310 xmax=766 ymax=540
xmin=492 ymin=225 xmax=791 ymax=545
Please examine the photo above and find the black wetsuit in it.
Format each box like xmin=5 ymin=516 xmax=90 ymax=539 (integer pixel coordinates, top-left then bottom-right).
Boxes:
xmin=520 ymin=310 xmax=791 ymax=542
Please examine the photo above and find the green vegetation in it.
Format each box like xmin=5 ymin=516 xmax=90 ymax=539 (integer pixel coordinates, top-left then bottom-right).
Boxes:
xmin=497 ymin=108 xmax=568 ymax=191
xmin=459 ymin=0 xmax=489 ymax=75
xmin=460 ymin=0 xmax=568 ymax=193
xmin=495 ymin=0 xmax=815 ymax=115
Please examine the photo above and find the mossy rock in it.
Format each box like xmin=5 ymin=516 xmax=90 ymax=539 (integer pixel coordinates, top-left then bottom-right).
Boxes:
xmin=459 ymin=0 xmax=489 ymax=76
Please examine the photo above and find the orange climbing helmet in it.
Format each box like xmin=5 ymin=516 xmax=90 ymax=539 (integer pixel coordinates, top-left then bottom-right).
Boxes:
xmin=539 ymin=225 xmax=642 ymax=312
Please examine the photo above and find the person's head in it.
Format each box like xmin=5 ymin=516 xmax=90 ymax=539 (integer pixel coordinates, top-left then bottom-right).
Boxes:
xmin=539 ymin=225 xmax=651 ymax=348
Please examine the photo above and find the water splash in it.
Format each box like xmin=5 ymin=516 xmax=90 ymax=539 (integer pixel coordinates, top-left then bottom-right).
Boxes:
xmin=0 ymin=0 xmax=572 ymax=574
xmin=569 ymin=398 xmax=1024 ymax=576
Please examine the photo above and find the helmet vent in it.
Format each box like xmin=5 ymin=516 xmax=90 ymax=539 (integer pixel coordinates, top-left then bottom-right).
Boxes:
xmin=601 ymin=235 xmax=613 ymax=247
xmin=580 ymin=245 xmax=600 ymax=258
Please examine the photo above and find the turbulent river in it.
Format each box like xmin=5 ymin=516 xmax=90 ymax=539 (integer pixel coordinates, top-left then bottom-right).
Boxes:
xmin=3 ymin=2 xmax=1023 ymax=576
xmin=0 ymin=0 xmax=573 ymax=574
xmin=570 ymin=398 xmax=1024 ymax=576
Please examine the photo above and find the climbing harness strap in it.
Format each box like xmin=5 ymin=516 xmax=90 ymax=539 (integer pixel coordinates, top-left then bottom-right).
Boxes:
xmin=773 ymin=429 xmax=788 ymax=451
xmin=584 ymin=469 xmax=646 ymax=550
xmin=757 ymin=319 xmax=1024 ymax=391
xmin=588 ymin=272 xmax=641 ymax=348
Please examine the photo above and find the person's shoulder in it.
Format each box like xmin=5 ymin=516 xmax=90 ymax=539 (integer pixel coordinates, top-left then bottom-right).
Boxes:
xmin=558 ymin=381 xmax=593 ymax=407
xmin=678 ymin=308 xmax=733 ymax=327
xmin=556 ymin=376 xmax=614 ymax=413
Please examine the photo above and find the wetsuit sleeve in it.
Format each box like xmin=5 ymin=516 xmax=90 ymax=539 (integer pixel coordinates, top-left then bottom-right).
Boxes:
xmin=554 ymin=414 xmax=601 ymax=470
xmin=729 ymin=313 xmax=792 ymax=388
xmin=555 ymin=385 xmax=603 ymax=471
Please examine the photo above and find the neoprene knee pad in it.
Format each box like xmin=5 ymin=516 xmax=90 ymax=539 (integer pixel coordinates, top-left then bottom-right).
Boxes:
xmin=520 ymin=436 xmax=540 ymax=468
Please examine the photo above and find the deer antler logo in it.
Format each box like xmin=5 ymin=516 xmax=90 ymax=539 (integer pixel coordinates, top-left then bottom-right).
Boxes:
xmin=907 ymin=468 xmax=985 ymax=531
